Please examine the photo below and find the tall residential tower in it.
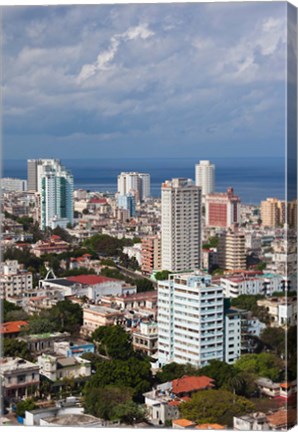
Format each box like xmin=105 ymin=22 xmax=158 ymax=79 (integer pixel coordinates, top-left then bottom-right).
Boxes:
xmin=28 ymin=159 xmax=74 ymax=230
xmin=117 ymin=172 xmax=150 ymax=202
xmin=195 ymin=160 xmax=215 ymax=199
xmin=161 ymin=178 xmax=201 ymax=272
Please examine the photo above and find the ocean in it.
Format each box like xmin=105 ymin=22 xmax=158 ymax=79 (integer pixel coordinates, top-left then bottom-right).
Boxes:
xmin=2 ymin=157 xmax=286 ymax=205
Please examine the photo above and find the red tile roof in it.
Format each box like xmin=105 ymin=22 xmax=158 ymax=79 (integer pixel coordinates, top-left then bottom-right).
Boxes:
xmin=89 ymin=198 xmax=107 ymax=204
xmin=168 ymin=400 xmax=181 ymax=407
xmin=0 ymin=321 xmax=28 ymax=335
xmin=267 ymin=409 xmax=297 ymax=427
xmin=67 ymin=275 xmax=116 ymax=285
xmin=172 ymin=376 xmax=215 ymax=395
xmin=195 ymin=424 xmax=225 ymax=430
xmin=172 ymin=419 xmax=195 ymax=428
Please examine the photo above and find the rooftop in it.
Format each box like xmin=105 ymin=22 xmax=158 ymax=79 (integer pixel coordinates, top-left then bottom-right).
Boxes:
xmin=195 ymin=424 xmax=225 ymax=430
xmin=267 ymin=409 xmax=297 ymax=427
xmin=0 ymin=321 xmax=28 ymax=335
xmin=172 ymin=376 xmax=215 ymax=395
xmin=0 ymin=357 xmax=38 ymax=372
xmin=67 ymin=275 xmax=117 ymax=285
xmin=172 ymin=419 xmax=196 ymax=427
xmin=43 ymin=414 xmax=102 ymax=426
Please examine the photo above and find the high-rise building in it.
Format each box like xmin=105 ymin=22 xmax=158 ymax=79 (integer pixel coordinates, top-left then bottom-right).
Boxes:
xmin=27 ymin=159 xmax=60 ymax=192
xmin=260 ymin=198 xmax=285 ymax=228
xmin=195 ymin=160 xmax=215 ymax=198
xmin=117 ymin=193 xmax=136 ymax=217
xmin=218 ymin=230 xmax=246 ymax=271
xmin=38 ymin=161 xmax=73 ymax=230
xmin=223 ymin=299 xmax=241 ymax=364
xmin=161 ymin=178 xmax=201 ymax=272
xmin=117 ymin=172 xmax=150 ymax=201
xmin=141 ymin=235 xmax=162 ymax=275
xmin=205 ymin=187 xmax=240 ymax=228
xmin=158 ymin=273 xmax=224 ymax=367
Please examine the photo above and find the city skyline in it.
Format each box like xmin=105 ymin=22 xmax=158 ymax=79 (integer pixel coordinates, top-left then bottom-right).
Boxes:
xmin=3 ymin=2 xmax=286 ymax=160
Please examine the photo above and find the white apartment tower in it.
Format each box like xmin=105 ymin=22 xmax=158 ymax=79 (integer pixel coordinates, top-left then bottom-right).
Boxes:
xmin=158 ymin=273 xmax=224 ymax=367
xmin=161 ymin=178 xmax=201 ymax=272
xmin=31 ymin=160 xmax=74 ymax=230
xmin=117 ymin=172 xmax=150 ymax=201
xmin=27 ymin=159 xmax=61 ymax=192
xmin=195 ymin=160 xmax=215 ymax=198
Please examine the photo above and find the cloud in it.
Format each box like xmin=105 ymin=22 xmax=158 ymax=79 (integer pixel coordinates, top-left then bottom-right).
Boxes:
xmin=2 ymin=3 xmax=287 ymax=159
xmin=77 ymin=24 xmax=154 ymax=83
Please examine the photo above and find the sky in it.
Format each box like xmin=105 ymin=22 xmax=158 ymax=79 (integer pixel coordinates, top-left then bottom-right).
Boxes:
xmin=2 ymin=2 xmax=288 ymax=160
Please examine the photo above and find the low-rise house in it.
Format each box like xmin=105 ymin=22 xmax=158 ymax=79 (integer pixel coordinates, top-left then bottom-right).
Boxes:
xmin=233 ymin=412 xmax=269 ymax=430
xmin=19 ymin=332 xmax=70 ymax=354
xmin=0 ymin=321 xmax=28 ymax=339
xmin=32 ymin=236 xmax=70 ymax=257
xmin=172 ymin=375 xmax=215 ymax=398
xmin=143 ymin=376 xmax=214 ymax=426
xmin=37 ymin=354 xmax=91 ymax=382
xmin=101 ymin=290 xmax=157 ymax=311
xmin=1 ymin=357 xmax=40 ymax=404
xmin=266 ymin=409 xmax=297 ymax=430
xmin=255 ymin=378 xmax=280 ymax=398
xmin=132 ymin=320 xmax=158 ymax=356
xmin=24 ymin=397 xmax=103 ymax=427
xmin=257 ymin=297 xmax=297 ymax=327
xmin=172 ymin=419 xmax=196 ymax=429
xmin=53 ymin=340 xmax=95 ymax=358
xmin=234 ymin=409 xmax=297 ymax=431
xmin=279 ymin=380 xmax=297 ymax=399
xmin=39 ymin=274 xmax=136 ymax=302
xmin=81 ymin=305 xmax=125 ymax=337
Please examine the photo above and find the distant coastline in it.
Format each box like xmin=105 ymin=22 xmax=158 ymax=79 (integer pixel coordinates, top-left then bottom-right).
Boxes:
xmin=3 ymin=157 xmax=285 ymax=205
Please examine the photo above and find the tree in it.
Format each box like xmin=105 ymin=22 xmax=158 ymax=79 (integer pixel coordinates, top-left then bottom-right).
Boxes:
xmin=256 ymin=262 xmax=267 ymax=271
xmin=4 ymin=339 xmax=32 ymax=361
xmin=26 ymin=316 xmax=57 ymax=335
xmin=61 ymin=267 xmax=96 ymax=277
xmin=231 ymin=295 xmax=270 ymax=324
xmin=223 ymin=371 xmax=258 ymax=398
xmin=112 ymin=401 xmax=146 ymax=424
xmin=85 ymin=357 xmax=152 ymax=401
xmin=180 ymin=389 xmax=255 ymax=427
xmin=4 ymin=309 xmax=29 ymax=322
xmin=52 ymin=226 xmax=75 ymax=243
xmin=235 ymin=353 xmax=284 ymax=382
xmin=50 ymin=300 xmax=83 ymax=334
xmin=3 ymin=300 xmax=23 ymax=322
xmin=16 ymin=399 xmax=37 ymax=418
xmin=136 ymin=279 xmax=154 ymax=292
xmin=155 ymin=270 xmax=171 ymax=281
xmin=84 ymin=385 xmax=132 ymax=420
xmin=199 ymin=360 xmax=235 ymax=388
xmin=156 ymin=362 xmax=199 ymax=384
xmin=92 ymin=326 xmax=134 ymax=360
xmin=259 ymin=327 xmax=285 ymax=356
xmin=81 ymin=352 xmax=103 ymax=371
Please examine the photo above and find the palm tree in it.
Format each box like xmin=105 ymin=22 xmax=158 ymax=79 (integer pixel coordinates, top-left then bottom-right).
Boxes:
xmin=225 ymin=373 xmax=246 ymax=402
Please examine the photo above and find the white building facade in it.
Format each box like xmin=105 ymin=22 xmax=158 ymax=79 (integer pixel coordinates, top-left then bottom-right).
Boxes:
xmin=117 ymin=172 xmax=151 ymax=201
xmin=0 ymin=260 xmax=33 ymax=299
xmin=158 ymin=273 xmax=224 ymax=367
xmin=161 ymin=178 xmax=201 ymax=272
xmin=1 ymin=178 xmax=27 ymax=192
xmin=195 ymin=160 xmax=215 ymax=198
xmin=39 ymin=161 xmax=74 ymax=230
